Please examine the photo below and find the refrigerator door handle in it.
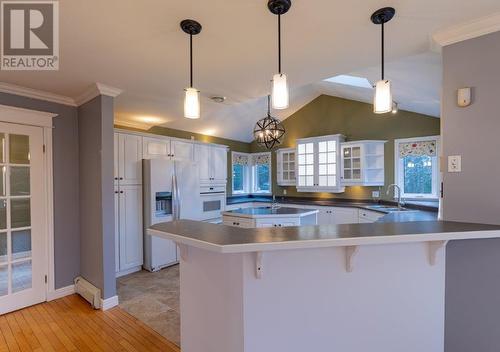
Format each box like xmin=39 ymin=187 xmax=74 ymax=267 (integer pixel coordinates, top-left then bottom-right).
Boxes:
xmin=172 ymin=162 xmax=181 ymax=220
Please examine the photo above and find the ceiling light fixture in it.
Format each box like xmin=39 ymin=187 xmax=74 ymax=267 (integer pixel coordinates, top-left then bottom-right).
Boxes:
xmin=268 ymin=0 xmax=291 ymax=110
xmin=254 ymin=95 xmax=286 ymax=149
xmin=371 ymin=7 xmax=395 ymax=114
xmin=181 ymin=19 xmax=202 ymax=119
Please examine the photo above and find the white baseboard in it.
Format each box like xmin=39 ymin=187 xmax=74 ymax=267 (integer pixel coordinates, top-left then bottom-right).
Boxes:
xmin=100 ymin=295 xmax=119 ymax=311
xmin=47 ymin=284 xmax=75 ymax=301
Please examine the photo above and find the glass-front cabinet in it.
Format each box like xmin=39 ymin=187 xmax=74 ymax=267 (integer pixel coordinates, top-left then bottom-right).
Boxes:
xmin=276 ymin=148 xmax=296 ymax=186
xmin=296 ymin=134 xmax=345 ymax=193
xmin=340 ymin=140 xmax=386 ymax=186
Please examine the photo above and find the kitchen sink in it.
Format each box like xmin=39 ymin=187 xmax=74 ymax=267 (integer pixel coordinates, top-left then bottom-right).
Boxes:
xmin=367 ymin=205 xmax=414 ymax=212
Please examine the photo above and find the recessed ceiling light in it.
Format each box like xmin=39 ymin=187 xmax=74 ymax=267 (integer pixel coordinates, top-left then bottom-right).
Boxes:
xmin=324 ymin=75 xmax=373 ymax=89
xmin=210 ymin=96 xmax=226 ymax=103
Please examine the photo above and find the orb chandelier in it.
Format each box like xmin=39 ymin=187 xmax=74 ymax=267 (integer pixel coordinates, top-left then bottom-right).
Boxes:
xmin=253 ymin=95 xmax=286 ymax=149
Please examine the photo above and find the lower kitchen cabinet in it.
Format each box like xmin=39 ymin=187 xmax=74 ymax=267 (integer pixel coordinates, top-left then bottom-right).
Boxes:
xmin=255 ymin=218 xmax=300 ymax=228
xmin=317 ymin=207 xmax=359 ymax=225
xmin=358 ymin=209 xmax=384 ymax=223
xmin=115 ymin=184 xmax=143 ymax=276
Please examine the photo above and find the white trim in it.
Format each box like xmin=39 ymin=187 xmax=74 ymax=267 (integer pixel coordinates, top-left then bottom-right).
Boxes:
xmin=100 ymin=295 xmax=119 ymax=311
xmin=394 ymin=135 xmax=440 ymax=200
xmin=0 ymin=82 xmax=76 ymax=107
xmin=115 ymin=265 xmax=142 ymax=278
xmin=75 ymin=83 xmax=123 ymax=106
xmin=44 ymin=127 xmax=55 ymax=299
xmin=433 ymin=12 xmax=500 ymax=47
xmin=0 ymin=104 xmax=57 ymax=127
xmin=47 ymin=284 xmax=75 ymax=301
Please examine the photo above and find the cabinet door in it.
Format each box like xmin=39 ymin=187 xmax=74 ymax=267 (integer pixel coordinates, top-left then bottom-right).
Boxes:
xmin=341 ymin=145 xmax=362 ymax=184
xmin=114 ymin=186 xmax=120 ymax=273
xmin=297 ymin=142 xmax=315 ymax=188
xmin=332 ymin=207 xmax=359 ymax=224
xmin=118 ymin=134 xmax=143 ymax=184
xmin=316 ymin=208 xmax=333 ymax=225
xmin=114 ymin=133 xmax=119 ymax=184
xmin=143 ymin=137 xmax=170 ymax=160
xmin=171 ymin=140 xmax=193 ymax=161
xmin=211 ymin=147 xmax=228 ymax=184
xmin=195 ymin=144 xmax=211 ymax=184
xmin=119 ymin=185 xmax=143 ymax=271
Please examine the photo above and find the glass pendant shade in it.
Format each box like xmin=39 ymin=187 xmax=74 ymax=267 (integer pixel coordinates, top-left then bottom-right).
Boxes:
xmin=373 ymin=80 xmax=392 ymax=114
xmin=184 ymin=87 xmax=200 ymax=119
xmin=272 ymin=73 xmax=289 ymax=110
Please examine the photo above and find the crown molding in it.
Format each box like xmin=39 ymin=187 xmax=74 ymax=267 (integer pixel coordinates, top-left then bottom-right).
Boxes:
xmin=75 ymin=83 xmax=123 ymax=106
xmin=0 ymin=82 xmax=77 ymax=106
xmin=114 ymin=119 xmax=150 ymax=130
xmin=433 ymin=12 xmax=500 ymax=47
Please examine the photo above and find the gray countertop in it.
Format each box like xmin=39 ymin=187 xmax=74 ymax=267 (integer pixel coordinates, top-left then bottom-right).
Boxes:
xmin=222 ymin=207 xmax=318 ymax=218
xmin=148 ymin=220 xmax=500 ymax=253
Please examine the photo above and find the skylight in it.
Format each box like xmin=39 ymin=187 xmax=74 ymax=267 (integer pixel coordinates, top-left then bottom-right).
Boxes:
xmin=324 ymin=75 xmax=373 ymax=89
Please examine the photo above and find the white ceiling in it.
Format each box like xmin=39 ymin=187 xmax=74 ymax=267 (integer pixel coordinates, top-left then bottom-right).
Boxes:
xmin=0 ymin=0 xmax=499 ymax=142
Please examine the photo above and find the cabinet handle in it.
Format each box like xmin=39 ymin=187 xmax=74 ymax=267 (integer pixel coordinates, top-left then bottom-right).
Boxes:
xmin=119 ymin=177 xmax=123 ymax=180
xmin=120 ymin=191 xmax=124 ymax=194
xmin=114 ymin=177 xmax=118 ymax=180
xmin=114 ymin=191 xmax=118 ymax=194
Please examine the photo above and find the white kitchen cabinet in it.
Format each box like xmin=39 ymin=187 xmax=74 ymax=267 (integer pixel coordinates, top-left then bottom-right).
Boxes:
xmin=116 ymin=132 xmax=143 ymax=185
xmin=341 ymin=140 xmax=386 ymax=186
xmin=195 ymin=144 xmax=228 ymax=186
xmin=277 ymin=148 xmax=296 ymax=186
xmin=114 ymin=185 xmax=120 ymax=273
xmin=255 ymin=218 xmax=300 ymax=228
xmin=315 ymin=206 xmax=358 ymax=225
xmin=223 ymin=217 xmax=255 ymax=228
xmin=117 ymin=184 xmax=143 ymax=274
xmin=143 ymin=137 xmax=194 ymax=161
xmin=296 ymin=134 xmax=345 ymax=193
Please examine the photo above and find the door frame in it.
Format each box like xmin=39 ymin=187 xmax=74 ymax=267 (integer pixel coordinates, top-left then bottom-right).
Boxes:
xmin=0 ymin=104 xmax=57 ymax=302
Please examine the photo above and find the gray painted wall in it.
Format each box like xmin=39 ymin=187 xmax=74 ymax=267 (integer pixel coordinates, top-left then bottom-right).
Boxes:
xmin=0 ymin=92 xmax=79 ymax=290
xmin=78 ymin=95 xmax=116 ymax=299
xmin=442 ymin=31 xmax=500 ymax=352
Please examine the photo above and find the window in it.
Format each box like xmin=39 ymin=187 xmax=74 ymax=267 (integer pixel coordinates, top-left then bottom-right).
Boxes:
xmin=394 ymin=136 xmax=440 ymax=199
xmin=231 ymin=152 xmax=272 ymax=195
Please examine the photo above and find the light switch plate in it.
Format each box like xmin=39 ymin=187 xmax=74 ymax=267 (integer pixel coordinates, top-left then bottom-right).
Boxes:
xmin=448 ymin=155 xmax=462 ymax=172
xmin=372 ymin=191 xmax=380 ymax=198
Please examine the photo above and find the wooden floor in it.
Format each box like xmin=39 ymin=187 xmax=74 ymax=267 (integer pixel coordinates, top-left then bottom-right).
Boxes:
xmin=0 ymin=294 xmax=180 ymax=352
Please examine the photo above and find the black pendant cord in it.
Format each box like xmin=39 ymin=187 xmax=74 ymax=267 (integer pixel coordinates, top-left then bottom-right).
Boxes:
xmin=267 ymin=95 xmax=271 ymax=115
xmin=278 ymin=14 xmax=282 ymax=74
xmin=381 ymin=22 xmax=384 ymax=81
xmin=189 ymin=33 xmax=193 ymax=88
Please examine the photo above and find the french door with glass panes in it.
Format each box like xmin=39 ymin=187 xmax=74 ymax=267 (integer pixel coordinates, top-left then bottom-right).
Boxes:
xmin=0 ymin=122 xmax=46 ymax=315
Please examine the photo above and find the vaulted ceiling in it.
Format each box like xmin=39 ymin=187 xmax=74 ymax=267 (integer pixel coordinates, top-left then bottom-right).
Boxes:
xmin=1 ymin=0 xmax=499 ymax=141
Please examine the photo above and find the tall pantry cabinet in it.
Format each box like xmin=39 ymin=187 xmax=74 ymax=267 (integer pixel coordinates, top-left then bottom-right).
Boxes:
xmin=114 ymin=132 xmax=143 ymax=277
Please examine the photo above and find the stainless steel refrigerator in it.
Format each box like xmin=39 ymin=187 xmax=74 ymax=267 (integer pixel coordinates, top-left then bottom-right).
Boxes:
xmin=143 ymin=159 xmax=202 ymax=271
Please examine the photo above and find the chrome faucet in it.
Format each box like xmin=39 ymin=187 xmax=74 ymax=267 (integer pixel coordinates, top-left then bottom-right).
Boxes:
xmin=271 ymin=194 xmax=279 ymax=209
xmin=386 ymin=184 xmax=404 ymax=210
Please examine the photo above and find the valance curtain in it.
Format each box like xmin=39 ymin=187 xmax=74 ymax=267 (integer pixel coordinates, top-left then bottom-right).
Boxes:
xmin=251 ymin=153 xmax=271 ymax=165
xmin=233 ymin=153 xmax=249 ymax=165
xmin=398 ymin=140 xmax=437 ymax=158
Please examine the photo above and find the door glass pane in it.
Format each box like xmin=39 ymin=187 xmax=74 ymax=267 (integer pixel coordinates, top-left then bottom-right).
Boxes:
xmin=319 ymin=142 xmax=327 ymax=153
xmin=305 ymin=143 xmax=313 ymax=153
xmin=0 ymin=200 xmax=6 ymax=230
xmin=0 ymin=133 xmax=5 ymax=163
xmin=12 ymin=260 xmax=31 ymax=293
xmin=11 ymin=198 xmax=30 ymax=228
xmin=352 ymin=147 xmax=361 ymax=157
xmin=0 ymin=233 xmax=6 ymax=263
xmin=0 ymin=166 xmax=5 ymax=197
xmin=12 ymin=230 xmax=31 ymax=261
xmin=319 ymin=176 xmax=327 ymax=186
xmin=353 ymin=169 xmax=361 ymax=179
xmin=344 ymin=170 xmax=352 ymax=179
xmin=353 ymin=158 xmax=361 ymax=168
xmin=344 ymin=159 xmax=351 ymax=168
xmin=0 ymin=265 xmax=7 ymax=296
xmin=9 ymin=135 xmax=30 ymax=165
xmin=344 ymin=148 xmax=351 ymax=157
xmin=10 ymin=167 xmax=30 ymax=196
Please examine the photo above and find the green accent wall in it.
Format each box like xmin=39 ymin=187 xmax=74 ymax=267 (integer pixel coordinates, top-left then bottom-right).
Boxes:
xmin=250 ymin=95 xmax=441 ymax=200
xmin=114 ymin=125 xmax=251 ymax=195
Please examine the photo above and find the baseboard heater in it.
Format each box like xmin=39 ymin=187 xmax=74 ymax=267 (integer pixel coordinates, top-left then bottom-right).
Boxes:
xmin=74 ymin=276 xmax=101 ymax=309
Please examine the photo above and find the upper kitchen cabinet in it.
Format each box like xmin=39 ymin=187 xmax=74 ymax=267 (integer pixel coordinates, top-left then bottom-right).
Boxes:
xmin=143 ymin=136 xmax=194 ymax=161
xmin=296 ymin=134 xmax=345 ymax=193
xmin=195 ymin=143 xmax=228 ymax=186
xmin=116 ymin=132 xmax=143 ymax=185
xmin=277 ymin=148 xmax=296 ymax=186
xmin=340 ymin=140 xmax=386 ymax=186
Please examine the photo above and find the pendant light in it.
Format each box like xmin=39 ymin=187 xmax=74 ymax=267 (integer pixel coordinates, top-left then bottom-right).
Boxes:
xmin=181 ymin=19 xmax=202 ymax=119
xmin=254 ymin=95 xmax=286 ymax=149
xmin=371 ymin=7 xmax=395 ymax=114
xmin=268 ymin=0 xmax=291 ymax=110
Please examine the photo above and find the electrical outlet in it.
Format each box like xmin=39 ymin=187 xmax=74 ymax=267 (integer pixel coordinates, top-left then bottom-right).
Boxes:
xmin=372 ymin=191 xmax=380 ymax=198
xmin=448 ymin=155 xmax=462 ymax=172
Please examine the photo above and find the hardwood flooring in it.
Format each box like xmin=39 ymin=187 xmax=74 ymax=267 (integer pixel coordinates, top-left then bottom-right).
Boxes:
xmin=0 ymin=294 xmax=180 ymax=352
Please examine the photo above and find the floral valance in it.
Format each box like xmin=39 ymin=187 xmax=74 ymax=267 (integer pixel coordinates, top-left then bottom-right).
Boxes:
xmin=252 ymin=153 xmax=271 ymax=165
xmin=233 ymin=153 xmax=250 ymax=165
xmin=398 ymin=140 xmax=437 ymax=158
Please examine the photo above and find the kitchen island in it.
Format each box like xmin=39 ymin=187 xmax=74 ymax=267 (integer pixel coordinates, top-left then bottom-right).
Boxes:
xmin=147 ymin=220 xmax=500 ymax=352
xmin=222 ymin=206 xmax=318 ymax=228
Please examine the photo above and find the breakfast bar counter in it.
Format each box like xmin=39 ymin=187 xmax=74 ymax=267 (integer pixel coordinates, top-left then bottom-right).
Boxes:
xmin=148 ymin=220 xmax=500 ymax=352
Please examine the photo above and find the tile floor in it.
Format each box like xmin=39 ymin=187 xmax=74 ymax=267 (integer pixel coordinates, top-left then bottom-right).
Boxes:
xmin=117 ymin=264 xmax=180 ymax=346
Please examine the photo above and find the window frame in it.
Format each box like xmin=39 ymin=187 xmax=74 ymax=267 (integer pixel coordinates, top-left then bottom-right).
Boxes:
xmin=251 ymin=152 xmax=272 ymax=195
xmin=394 ymin=136 xmax=440 ymax=200
xmin=231 ymin=152 xmax=250 ymax=195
